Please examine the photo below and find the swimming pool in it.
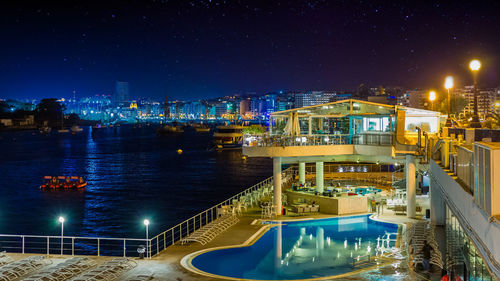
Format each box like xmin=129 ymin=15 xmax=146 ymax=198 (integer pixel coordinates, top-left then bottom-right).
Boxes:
xmin=184 ymin=215 xmax=399 ymax=280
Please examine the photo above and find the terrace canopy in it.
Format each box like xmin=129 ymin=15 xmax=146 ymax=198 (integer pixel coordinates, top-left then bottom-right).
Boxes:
xmin=269 ymin=99 xmax=396 ymax=137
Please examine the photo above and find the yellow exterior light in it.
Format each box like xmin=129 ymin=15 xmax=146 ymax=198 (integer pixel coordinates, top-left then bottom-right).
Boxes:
xmin=444 ymin=76 xmax=454 ymax=90
xmin=469 ymin=59 xmax=481 ymax=71
xmin=429 ymin=91 xmax=437 ymax=102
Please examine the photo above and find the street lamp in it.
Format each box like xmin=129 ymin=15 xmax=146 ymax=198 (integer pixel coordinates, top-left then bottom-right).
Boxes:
xmin=429 ymin=91 xmax=437 ymax=111
xmin=444 ymin=76 xmax=454 ymax=126
xmin=469 ymin=59 xmax=482 ymax=128
xmin=143 ymin=219 xmax=150 ymax=258
xmin=58 ymin=216 xmax=65 ymax=255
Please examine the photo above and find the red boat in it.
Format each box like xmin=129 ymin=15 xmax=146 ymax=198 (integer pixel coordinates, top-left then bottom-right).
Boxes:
xmin=40 ymin=176 xmax=87 ymax=190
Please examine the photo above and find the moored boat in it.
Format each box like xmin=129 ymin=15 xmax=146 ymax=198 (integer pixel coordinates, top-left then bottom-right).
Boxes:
xmin=39 ymin=126 xmax=51 ymax=134
xmin=195 ymin=127 xmax=211 ymax=133
xmin=71 ymin=125 xmax=83 ymax=133
xmin=40 ymin=176 xmax=87 ymax=190
xmin=192 ymin=123 xmax=211 ymax=133
xmin=213 ymin=125 xmax=244 ymax=149
xmin=157 ymin=123 xmax=184 ymax=134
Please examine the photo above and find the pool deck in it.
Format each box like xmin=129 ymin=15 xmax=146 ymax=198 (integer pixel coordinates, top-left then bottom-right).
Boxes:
xmin=4 ymin=204 xmax=442 ymax=281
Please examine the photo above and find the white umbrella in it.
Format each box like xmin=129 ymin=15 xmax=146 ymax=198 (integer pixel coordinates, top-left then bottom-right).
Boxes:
xmin=284 ymin=113 xmax=293 ymax=135
xmin=292 ymin=112 xmax=301 ymax=136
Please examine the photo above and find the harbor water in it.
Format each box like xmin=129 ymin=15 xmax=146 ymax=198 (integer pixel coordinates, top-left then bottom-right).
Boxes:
xmin=0 ymin=125 xmax=272 ymax=239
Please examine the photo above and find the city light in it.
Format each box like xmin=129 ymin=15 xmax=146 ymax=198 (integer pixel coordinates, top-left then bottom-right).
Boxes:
xmin=429 ymin=91 xmax=436 ymax=102
xmin=468 ymin=59 xmax=482 ymax=128
xmin=444 ymin=76 xmax=454 ymax=90
xmin=444 ymin=76 xmax=454 ymax=126
xmin=469 ymin=59 xmax=481 ymax=71
xmin=144 ymin=219 xmax=150 ymax=258
xmin=58 ymin=216 xmax=65 ymax=255
xmin=429 ymin=91 xmax=436 ymax=111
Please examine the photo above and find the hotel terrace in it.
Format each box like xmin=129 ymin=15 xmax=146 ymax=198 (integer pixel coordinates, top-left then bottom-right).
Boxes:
xmin=0 ymin=100 xmax=499 ymax=281
xmin=239 ymin=99 xmax=500 ymax=280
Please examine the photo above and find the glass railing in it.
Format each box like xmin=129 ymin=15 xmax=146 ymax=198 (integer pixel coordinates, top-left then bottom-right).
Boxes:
xmin=243 ymin=133 xmax=393 ymax=147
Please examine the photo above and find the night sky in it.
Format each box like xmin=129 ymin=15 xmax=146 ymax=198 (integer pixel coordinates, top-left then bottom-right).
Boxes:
xmin=1 ymin=0 xmax=499 ymax=100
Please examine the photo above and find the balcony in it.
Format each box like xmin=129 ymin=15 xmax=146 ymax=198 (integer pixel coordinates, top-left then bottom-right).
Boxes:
xmin=242 ymin=132 xmax=395 ymax=159
xmin=244 ymin=132 xmax=393 ymax=147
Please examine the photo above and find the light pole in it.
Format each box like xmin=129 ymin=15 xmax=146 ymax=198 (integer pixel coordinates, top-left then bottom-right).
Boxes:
xmin=469 ymin=59 xmax=482 ymax=128
xmin=58 ymin=216 xmax=65 ymax=255
xmin=444 ymin=76 xmax=454 ymax=127
xmin=429 ymin=91 xmax=437 ymax=111
xmin=143 ymin=219 xmax=150 ymax=258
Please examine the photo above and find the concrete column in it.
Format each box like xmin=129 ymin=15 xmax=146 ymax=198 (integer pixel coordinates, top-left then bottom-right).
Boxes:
xmin=406 ymin=155 xmax=416 ymax=218
xmin=316 ymin=162 xmax=324 ymax=193
xmin=273 ymin=157 xmax=282 ymax=216
xmin=430 ymin=177 xmax=446 ymax=225
xmin=299 ymin=162 xmax=306 ymax=185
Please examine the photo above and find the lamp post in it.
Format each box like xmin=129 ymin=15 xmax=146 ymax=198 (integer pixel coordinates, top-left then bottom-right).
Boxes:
xmin=143 ymin=219 xmax=150 ymax=258
xmin=469 ymin=59 xmax=482 ymax=128
xmin=444 ymin=76 xmax=454 ymax=127
xmin=429 ymin=91 xmax=437 ymax=111
xmin=58 ymin=216 xmax=65 ymax=255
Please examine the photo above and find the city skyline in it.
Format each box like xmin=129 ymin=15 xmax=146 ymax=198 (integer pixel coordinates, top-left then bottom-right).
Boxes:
xmin=1 ymin=1 xmax=499 ymax=100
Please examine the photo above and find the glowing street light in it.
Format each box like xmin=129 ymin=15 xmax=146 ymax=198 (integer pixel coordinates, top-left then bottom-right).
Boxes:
xmin=429 ymin=91 xmax=437 ymax=111
xmin=469 ymin=59 xmax=482 ymax=128
xmin=469 ymin=60 xmax=481 ymax=71
xmin=143 ymin=219 xmax=150 ymax=258
xmin=444 ymin=76 xmax=454 ymax=126
xmin=58 ymin=216 xmax=65 ymax=255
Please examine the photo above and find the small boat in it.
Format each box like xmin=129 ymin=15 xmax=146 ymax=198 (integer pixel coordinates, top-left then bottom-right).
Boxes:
xmin=195 ymin=126 xmax=211 ymax=133
xmin=40 ymin=176 xmax=87 ymax=190
xmin=39 ymin=127 xmax=51 ymax=134
xmin=192 ymin=123 xmax=211 ymax=133
xmin=157 ymin=123 xmax=184 ymax=134
xmin=108 ymin=124 xmax=113 ymax=128
xmin=213 ymin=125 xmax=244 ymax=149
xmin=71 ymin=125 xmax=83 ymax=133
xmin=58 ymin=129 xmax=69 ymax=133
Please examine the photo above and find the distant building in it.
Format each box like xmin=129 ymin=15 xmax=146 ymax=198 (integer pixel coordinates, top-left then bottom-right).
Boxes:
xmin=239 ymin=99 xmax=250 ymax=116
xmin=402 ymin=89 xmax=426 ymax=109
xmin=456 ymin=86 xmax=496 ymax=118
xmin=367 ymin=95 xmax=397 ymax=105
xmin=294 ymin=91 xmax=337 ymax=108
xmin=114 ymin=81 xmax=129 ymax=105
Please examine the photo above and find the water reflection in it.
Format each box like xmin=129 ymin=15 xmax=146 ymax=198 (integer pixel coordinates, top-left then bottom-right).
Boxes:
xmin=0 ymin=125 xmax=272 ymax=238
xmin=192 ymin=215 xmax=399 ymax=280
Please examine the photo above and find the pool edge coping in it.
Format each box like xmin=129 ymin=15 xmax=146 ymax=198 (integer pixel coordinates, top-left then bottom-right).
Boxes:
xmin=180 ymin=213 xmax=403 ymax=281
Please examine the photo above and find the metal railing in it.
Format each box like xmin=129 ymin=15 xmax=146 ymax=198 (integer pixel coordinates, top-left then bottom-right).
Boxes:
xmin=147 ymin=166 xmax=296 ymax=257
xmin=0 ymin=167 xmax=295 ymax=259
xmin=0 ymin=234 xmax=147 ymax=257
xmin=243 ymin=133 xmax=393 ymax=147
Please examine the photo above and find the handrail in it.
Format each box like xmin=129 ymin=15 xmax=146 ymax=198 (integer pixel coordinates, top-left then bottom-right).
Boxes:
xmin=0 ymin=234 xmax=148 ymax=258
xmin=0 ymin=234 xmax=146 ymax=241
xmin=243 ymin=132 xmax=393 ymax=147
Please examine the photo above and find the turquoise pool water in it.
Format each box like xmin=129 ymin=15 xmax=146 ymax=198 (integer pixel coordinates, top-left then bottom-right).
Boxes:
xmin=190 ymin=215 xmax=398 ymax=280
